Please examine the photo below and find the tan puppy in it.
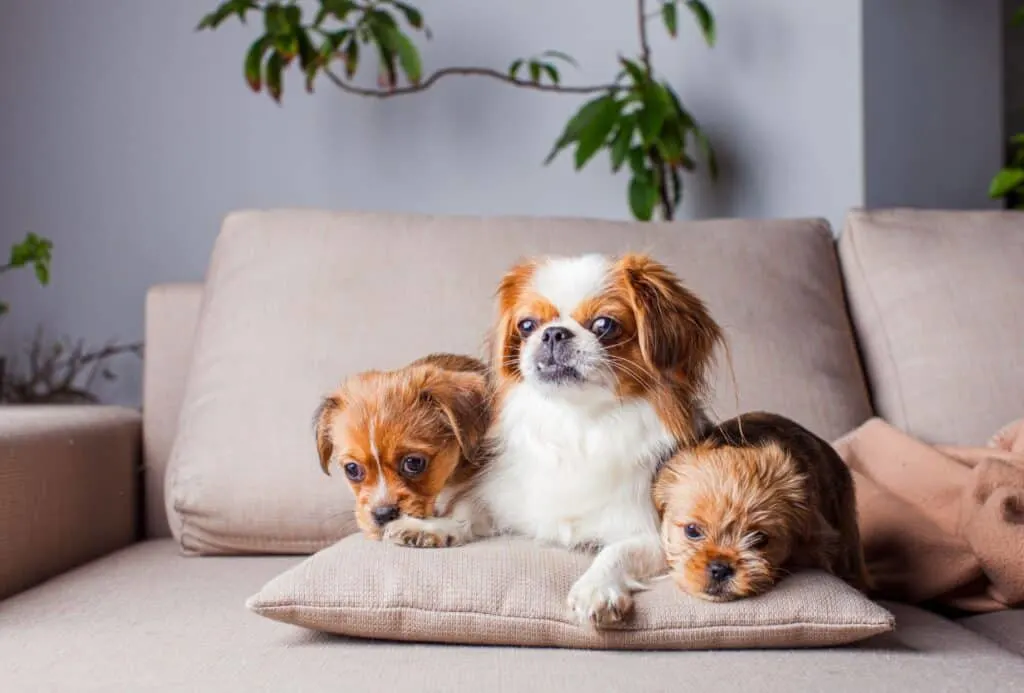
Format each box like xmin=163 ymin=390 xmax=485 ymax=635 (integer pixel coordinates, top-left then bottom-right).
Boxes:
xmin=314 ymin=353 xmax=490 ymax=545
xmin=654 ymin=412 xmax=870 ymax=601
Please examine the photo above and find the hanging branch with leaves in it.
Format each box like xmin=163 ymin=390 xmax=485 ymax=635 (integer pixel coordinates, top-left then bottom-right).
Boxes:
xmin=197 ymin=0 xmax=719 ymax=221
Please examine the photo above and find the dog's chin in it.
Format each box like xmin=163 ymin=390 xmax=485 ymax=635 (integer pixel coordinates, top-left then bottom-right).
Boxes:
xmin=698 ymin=584 xmax=741 ymax=602
xmin=533 ymin=361 xmax=584 ymax=385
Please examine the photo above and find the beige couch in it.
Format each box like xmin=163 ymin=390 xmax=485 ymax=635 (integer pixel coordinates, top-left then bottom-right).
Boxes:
xmin=1 ymin=208 xmax=1022 ymax=692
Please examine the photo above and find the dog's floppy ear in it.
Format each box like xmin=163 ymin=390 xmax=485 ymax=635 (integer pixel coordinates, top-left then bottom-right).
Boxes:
xmin=619 ymin=253 xmax=723 ymax=387
xmin=652 ymin=461 xmax=685 ymax=516
xmin=313 ymin=395 xmax=343 ymax=475
xmin=490 ymin=259 xmax=536 ymax=379
xmin=419 ymin=366 xmax=490 ymax=460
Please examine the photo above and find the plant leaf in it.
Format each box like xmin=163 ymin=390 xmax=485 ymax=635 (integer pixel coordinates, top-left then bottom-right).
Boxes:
xmin=393 ymin=2 xmax=424 ymax=29
xmin=573 ymin=98 xmax=623 ymax=170
xmin=0 ymin=301 xmax=8 ymax=315
xmin=266 ymin=50 xmax=285 ymax=102
xmin=245 ymin=35 xmax=271 ymax=91
xmin=629 ymin=175 xmax=658 ymax=221
xmin=393 ymin=31 xmax=422 ymax=84
xmin=1014 ymin=7 xmax=1024 ymax=26
xmin=669 ymin=165 xmax=683 ymax=210
xmin=544 ymin=94 xmax=617 ymax=165
xmin=638 ymin=85 xmax=669 ymax=144
xmin=508 ymin=59 xmax=524 ymax=78
xmin=529 ymin=61 xmax=542 ymax=84
xmin=662 ymin=1 xmax=678 ymax=37
xmin=609 ymin=118 xmax=634 ymax=172
xmin=685 ymin=0 xmax=716 ymax=46
xmin=343 ymin=38 xmax=359 ymax=78
xmin=619 ymin=57 xmax=647 ymax=86
xmin=695 ymin=128 xmax=718 ymax=180
xmin=988 ymin=168 xmax=1024 ymax=198
xmin=265 ymin=4 xmax=289 ymax=35
xmin=541 ymin=50 xmax=578 ymax=67
xmin=541 ymin=63 xmax=559 ymax=85
xmin=627 ymin=146 xmax=647 ymax=176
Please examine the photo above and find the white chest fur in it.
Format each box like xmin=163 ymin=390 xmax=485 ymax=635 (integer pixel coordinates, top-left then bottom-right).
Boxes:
xmin=480 ymin=384 xmax=676 ymax=548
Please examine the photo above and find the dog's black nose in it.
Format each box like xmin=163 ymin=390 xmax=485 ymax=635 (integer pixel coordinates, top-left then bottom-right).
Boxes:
xmin=708 ymin=560 xmax=734 ymax=582
xmin=372 ymin=505 xmax=401 ymax=527
xmin=541 ymin=326 xmax=574 ymax=344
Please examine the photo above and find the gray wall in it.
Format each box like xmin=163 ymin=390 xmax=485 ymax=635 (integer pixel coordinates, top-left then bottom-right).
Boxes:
xmin=863 ymin=0 xmax=1003 ymax=210
xmin=0 ymin=1 xmax=999 ymax=407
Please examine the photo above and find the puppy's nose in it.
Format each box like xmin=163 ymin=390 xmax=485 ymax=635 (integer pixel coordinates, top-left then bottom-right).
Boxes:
xmin=541 ymin=326 xmax=574 ymax=344
xmin=708 ymin=560 xmax=734 ymax=582
xmin=372 ymin=505 xmax=401 ymax=527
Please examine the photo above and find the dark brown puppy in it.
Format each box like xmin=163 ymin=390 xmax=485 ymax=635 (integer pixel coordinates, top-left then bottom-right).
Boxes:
xmin=654 ymin=411 xmax=870 ymax=601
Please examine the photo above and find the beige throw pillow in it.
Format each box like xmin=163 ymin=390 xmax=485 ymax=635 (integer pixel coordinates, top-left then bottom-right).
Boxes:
xmin=247 ymin=536 xmax=895 ymax=650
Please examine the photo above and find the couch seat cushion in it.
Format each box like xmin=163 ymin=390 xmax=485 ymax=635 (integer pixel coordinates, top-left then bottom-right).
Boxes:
xmin=838 ymin=208 xmax=1024 ymax=445
xmin=1 ymin=541 xmax=1024 ymax=692
xmin=960 ymin=611 xmax=1024 ymax=656
xmin=168 ymin=210 xmax=872 ymax=554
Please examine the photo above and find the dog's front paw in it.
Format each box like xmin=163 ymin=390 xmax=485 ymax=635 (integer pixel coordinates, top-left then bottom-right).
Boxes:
xmin=567 ymin=574 xmax=633 ymax=628
xmin=382 ymin=518 xmax=461 ymax=548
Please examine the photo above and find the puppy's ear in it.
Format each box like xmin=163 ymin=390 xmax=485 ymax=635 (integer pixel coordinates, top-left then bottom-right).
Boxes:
xmin=419 ymin=366 xmax=490 ymax=459
xmin=490 ymin=259 xmax=535 ymax=379
xmin=652 ymin=462 xmax=684 ymax=516
xmin=313 ymin=395 xmax=343 ymax=475
xmin=619 ymin=253 xmax=723 ymax=387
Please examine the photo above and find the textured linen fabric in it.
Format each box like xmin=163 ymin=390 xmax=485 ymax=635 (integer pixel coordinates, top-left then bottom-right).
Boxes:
xmin=960 ymin=611 xmax=1024 ymax=656
xmin=1 ymin=541 xmax=1021 ymax=693
xmin=838 ymin=207 xmax=1024 ymax=446
xmin=166 ymin=209 xmax=872 ymax=555
xmin=0 ymin=406 xmax=140 ymax=599
xmin=247 ymin=535 xmax=894 ymax=650
xmin=142 ymin=283 xmax=203 ymax=539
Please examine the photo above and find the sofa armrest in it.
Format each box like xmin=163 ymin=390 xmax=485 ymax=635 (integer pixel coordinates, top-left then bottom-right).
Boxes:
xmin=0 ymin=406 xmax=141 ymax=600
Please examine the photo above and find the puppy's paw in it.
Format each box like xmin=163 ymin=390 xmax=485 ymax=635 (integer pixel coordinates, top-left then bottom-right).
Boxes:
xmin=567 ymin=574 xmax=633 ymax=628
xmin=382 ymin=518 xmax=462 ymax=548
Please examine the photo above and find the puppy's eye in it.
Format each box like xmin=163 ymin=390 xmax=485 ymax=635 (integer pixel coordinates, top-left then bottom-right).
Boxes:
xmin=343 ymin=462 xmax=365 ymax=482
xmin=590 ymin=316 xmax=620 ymax=341
xmin=516 ymin=318 xmax=538 ymax=337
xmin=400 ymin=455 xmax=428 ymax=477
xmin=683 ymin=523 xmax=704 ymax=541
xmin=749 ymin=532 xmax=769 ymax=549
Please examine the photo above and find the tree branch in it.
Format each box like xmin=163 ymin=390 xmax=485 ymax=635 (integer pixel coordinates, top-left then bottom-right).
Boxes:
xmin=638 ymin=0 xmax=652 ymax=72
xmin=323 ymin=65 xmax=619 ymax=98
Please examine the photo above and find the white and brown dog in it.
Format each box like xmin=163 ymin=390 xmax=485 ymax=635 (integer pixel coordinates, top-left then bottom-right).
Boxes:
xmin=385 ymin=253 xmax=724 ymax=628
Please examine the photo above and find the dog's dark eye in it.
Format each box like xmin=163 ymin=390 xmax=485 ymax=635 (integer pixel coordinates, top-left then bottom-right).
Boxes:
xmin=517 ymin=318 xmax=538 ymax=337
xmin=343 ymin=462 xmax=365 ymax=482
xmin=590 ymin=316 xmax=620 ymax=341
xmin=683 ymin=523 xmax=704 ymax=541
xmin=749 ymin=532 xmax=769 ymax=549
xmin=400 ymin=455 xmax=428 ymax=477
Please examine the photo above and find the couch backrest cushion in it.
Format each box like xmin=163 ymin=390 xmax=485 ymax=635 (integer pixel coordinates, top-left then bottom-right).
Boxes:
xmin=166 ymin=210 xmax=872 ymax=555
xmin=838 ymin=208 xmax=1024 ymax=445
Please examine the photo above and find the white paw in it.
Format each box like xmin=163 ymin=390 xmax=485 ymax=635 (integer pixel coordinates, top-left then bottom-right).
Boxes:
xmin=567 ymin=574 xmax=633 ymax=628
xmin=382 ymin=517 xmax=462 ymax=548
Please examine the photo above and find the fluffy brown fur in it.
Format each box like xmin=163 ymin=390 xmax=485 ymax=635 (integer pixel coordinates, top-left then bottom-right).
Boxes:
xmin=314 ymin=353 xmax=490 ymax=542
xmin=654 ymin=411 xmax=870 ymax=601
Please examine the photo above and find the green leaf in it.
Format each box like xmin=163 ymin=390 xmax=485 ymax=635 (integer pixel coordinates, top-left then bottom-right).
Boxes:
xmin=544 ymin=94 xmax=617 ymax=165
xmin=669 ymin=165 xmax=683 ymax=210
xmin=266 ymin=51 xmax=285 ymax=103
xmin=8 ymin=232 xmax=53 ymax=286
xmin=609 ymin=118 xmax=634 ymax=172
xmin=627 ymin=146 xmax=647 ymax=176
xmin=245 ymin=36 xmax=270 ymax=90
xmin=989 ymin=168 xmax=1024 ymax=198
xmin=638 ymin=87 xmax=669 ymax=144
xmin=321 ymin=0 xmax=357 ymax=22
xmin=508 ymin=59 xmax=524 ymax=78
xmin=343 ymin=38 xmax=360 ymax=78
xmin=1010 ymin=133 xmax=1024 ymax=145
xmin=0 ymin=301 xmax=8 ymax=316
xmin=629 ymin=175 xmax=658 ymax=221
xmin=657 ymin=125 xmax=683 ymax=164
xmin=685 ymin=0 xmax=716 ymax=46
xmin=197 ymin=0 xmax=256 ymax=30
xmin=393 ymin=2 xmax=424 ymax=29
xmin=265 ymin=4 xmax=289 ymax=35
xmin=283 ymin=4 xmax=301 ymax=27
xmin=662 ymin=2 xmax=678 ymax=37
xmin=392 ymin=31 xmax=422 ymax=83
xmin=541 ymin=50 xmax=578 ymax=67
xmin=619 ymin=57 xmax=647 ymax=86
xmin=529 ymin=61 xmax=542 ymax=84
xmin=1014 ymin=7 xmax=1024 ymax=26
xmin=574 ymin=97 xmax=622 ymax=170
xmin=541 ymin=63 xmax=559 ymax=85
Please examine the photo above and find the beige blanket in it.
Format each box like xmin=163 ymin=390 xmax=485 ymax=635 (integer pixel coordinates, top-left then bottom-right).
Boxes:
xmin=834 ymin=418 xmax=1024 ymax=613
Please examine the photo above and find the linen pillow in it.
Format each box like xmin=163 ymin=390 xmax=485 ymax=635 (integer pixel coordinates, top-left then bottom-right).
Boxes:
xmin=247 ymin=536 xmax=895 ymax=650
xmin=167 ymin=209 xmax=872 ymax=555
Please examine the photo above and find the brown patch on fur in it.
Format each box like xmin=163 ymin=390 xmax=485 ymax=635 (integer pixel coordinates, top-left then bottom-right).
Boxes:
xmin=654 ymin=412 xmax=870 ymax=601
xmin=313 ymin=353 xmax=491 ymax=539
